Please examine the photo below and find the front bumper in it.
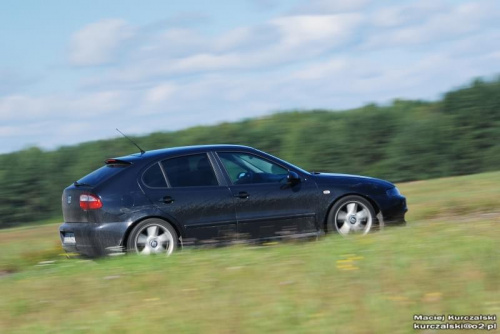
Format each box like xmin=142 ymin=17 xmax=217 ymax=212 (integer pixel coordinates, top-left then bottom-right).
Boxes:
xmin=59 ymin=222 xmax=131 ymax=257
xmin=380 ymin=195 xmax=408 ymax=225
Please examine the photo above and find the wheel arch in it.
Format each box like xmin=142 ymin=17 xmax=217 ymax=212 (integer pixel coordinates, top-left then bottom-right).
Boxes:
xmin=122 ymin=216 xmax=183 ymax=249
xmin=323 ymin=193 xmax=381 ymax=232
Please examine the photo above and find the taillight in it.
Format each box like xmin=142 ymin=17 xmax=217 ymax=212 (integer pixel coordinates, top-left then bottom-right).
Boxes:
xmin=80 ymin=194 xmax=102 ymax=210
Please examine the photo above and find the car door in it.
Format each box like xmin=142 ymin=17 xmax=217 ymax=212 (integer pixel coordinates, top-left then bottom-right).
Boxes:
xmin=215 ymin=151 xmax=319 ymax=240
xmin=140 ymin=153 xmax=237 ymax=245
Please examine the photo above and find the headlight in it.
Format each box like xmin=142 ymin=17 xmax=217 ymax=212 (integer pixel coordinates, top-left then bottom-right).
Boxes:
xmin=386 ymin=187 xmax=401 ymax=197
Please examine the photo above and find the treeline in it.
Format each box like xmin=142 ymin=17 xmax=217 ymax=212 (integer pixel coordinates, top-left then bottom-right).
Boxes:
xmin=1 ymin=78 xmax=499 ymax=227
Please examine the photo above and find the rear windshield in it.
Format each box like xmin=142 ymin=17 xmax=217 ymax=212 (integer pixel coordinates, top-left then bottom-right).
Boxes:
xmin=77 ymin=165 xmax=129 ymax=186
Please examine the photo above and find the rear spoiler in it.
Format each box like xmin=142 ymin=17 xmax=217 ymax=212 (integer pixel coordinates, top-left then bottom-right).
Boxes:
xmin=105 ymin=158 xmax=132 ymax=165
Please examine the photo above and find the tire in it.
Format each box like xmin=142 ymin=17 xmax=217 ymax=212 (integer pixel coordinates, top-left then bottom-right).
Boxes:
xmin=126 ymin=218 xmax=178 ymax=255
xmin=326 ymin=195 xmax=376 ymax=236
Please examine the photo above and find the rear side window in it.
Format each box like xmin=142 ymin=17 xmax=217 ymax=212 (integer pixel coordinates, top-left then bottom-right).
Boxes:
xmin=77 ymin=165 xmax=129 ymax=186
xmin=142 ymin=163 xmax=167 ymax=188
xmin=161 ymin=154 xmax=218 ymax=187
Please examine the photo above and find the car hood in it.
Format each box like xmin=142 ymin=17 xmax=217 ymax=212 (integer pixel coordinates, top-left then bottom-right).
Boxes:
xmin=312 ymin=172 xmax=395 ymax=190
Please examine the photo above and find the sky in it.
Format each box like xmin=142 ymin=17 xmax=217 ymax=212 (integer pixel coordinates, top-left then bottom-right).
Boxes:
xmin=1 ymin=0 xmax=499 ymax=153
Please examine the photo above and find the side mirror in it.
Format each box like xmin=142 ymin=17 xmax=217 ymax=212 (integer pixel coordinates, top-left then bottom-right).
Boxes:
xmin=287 ymin=171 xmax=301 ymax=184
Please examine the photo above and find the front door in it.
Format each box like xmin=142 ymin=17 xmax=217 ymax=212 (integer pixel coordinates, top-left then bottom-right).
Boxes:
xmin=216 ymin=151 xmax=319 ymax=240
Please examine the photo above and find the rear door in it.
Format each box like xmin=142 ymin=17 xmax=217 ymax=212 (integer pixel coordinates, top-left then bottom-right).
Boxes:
xmin=140 ymin=152 xmax=237 ymax=245
xmin=215 ymin=151 xmax=319 ymax=240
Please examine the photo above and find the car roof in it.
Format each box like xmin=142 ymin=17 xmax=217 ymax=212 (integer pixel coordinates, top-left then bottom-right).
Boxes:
xmin=115 ymin=144 xmax=257 ymax=163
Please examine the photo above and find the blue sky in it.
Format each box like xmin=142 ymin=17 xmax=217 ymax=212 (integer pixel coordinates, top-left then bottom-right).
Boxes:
xmin=1 ymin=0 xmax=499 ymax=153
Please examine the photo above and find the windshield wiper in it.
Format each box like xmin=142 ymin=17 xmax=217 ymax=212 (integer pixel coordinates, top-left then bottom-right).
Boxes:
xmin=74 ymin=181 xmax=92 ymax=187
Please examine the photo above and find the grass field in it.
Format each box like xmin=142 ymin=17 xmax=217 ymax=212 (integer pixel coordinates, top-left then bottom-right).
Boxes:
xmin=0 ymin=172 xmax=499 ymax=333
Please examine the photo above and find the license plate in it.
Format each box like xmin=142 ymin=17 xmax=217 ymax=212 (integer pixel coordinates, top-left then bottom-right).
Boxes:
xmin=63 ymin=233 xmax=76 ymax=244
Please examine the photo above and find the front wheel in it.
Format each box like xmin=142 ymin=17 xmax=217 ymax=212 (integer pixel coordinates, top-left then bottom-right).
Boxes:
xmin=327 ymin=195 xmax=376 ymax=236
xmin=127 ymin=218 xmax=178 ymax=255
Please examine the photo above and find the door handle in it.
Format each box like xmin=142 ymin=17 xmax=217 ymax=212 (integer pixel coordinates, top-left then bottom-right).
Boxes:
xmin=235 ymin=191 xmax=249 ymax=199
xmin=162 ymin=195 xmax=174 ymax=204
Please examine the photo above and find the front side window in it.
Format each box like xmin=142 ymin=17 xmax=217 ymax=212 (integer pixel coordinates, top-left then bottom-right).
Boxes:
xmin=161 ymin=154 xmax=218 ymax=187
xmin=218 ymin=152 xmax=288 ymax=185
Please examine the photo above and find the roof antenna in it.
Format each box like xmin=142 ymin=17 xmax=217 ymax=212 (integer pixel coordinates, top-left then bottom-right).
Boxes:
xmin=116 ymin=128 xmax=145 ymax=155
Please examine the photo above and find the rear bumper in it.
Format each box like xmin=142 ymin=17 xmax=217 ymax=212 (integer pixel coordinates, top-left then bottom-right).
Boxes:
xmin=59 ymin=221 xmax=131 ymax=257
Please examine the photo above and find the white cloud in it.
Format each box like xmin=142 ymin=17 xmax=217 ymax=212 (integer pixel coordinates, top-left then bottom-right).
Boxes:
xmin=138 ymin=28 xmax=208 ymax=59
xmin=0 ymin=90 xmax=131 ymax=123
xmin=0 ymin=95 xmax=48 ymax=121
xmin=213 ymin=25 xmax=279 ymax=52
xmin=291 ymin=58 xmax=347 ymax=80
xmin=69 ymin=19 xmax=136 ymax=66
xmin=370 ymin=0 xmax=446 ymax=28
xmin=363 ymin=0 xmax=500 ymax=50
xmin=271 ymin=14 xmax=362 ymax=51
xmin=290 ymin=0 xmax=371 ymax=14
xmin=81 ymin=13 xmax=362 ymax=86
xmin=145 ymin=83 xmax=177 ymax=103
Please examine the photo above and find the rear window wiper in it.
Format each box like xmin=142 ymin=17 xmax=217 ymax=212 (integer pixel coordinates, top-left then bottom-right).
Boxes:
xmin=74 ymin=181 xmax=92 ymax=187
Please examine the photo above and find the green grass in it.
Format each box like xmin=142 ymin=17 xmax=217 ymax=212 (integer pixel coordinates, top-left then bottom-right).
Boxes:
xmin=0 ymin=223 xmax=63 ymax=273
xmin=398 ymin=171 xmax=500 ymax=221
xmin=0 ymin=172 xmax=499 ymax=333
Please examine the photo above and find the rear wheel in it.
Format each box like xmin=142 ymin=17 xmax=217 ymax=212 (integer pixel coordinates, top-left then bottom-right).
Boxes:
xmin=327 ymin=195 xmax=376 ymax=236
xmin=127 ymin=218 xmax=178 ymax=255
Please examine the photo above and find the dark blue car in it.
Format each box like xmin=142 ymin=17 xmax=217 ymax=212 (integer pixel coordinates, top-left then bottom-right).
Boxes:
xmin=60 ymin=145 xmax=407 ymax=257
